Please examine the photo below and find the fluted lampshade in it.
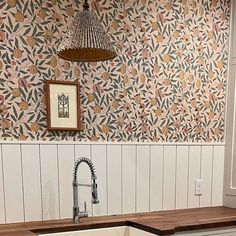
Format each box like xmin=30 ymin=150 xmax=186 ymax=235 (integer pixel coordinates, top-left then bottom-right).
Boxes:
xmin=58 ymin=0 xmax=116 ymax=62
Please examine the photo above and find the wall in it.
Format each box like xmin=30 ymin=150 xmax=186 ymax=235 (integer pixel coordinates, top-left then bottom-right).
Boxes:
xmin=0 ymin=143 xmax=224 ymax=223
xmin=0 ymin=0 xmax=230 ymax=225
xmin=0 ymin=0 xmax=230 ymax=142
xmin=224 ymin=0 xmax=236 ymax=208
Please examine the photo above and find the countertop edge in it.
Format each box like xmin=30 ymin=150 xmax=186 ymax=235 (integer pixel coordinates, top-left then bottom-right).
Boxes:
xmin=1 ymin=207 xmax=236 ymax=236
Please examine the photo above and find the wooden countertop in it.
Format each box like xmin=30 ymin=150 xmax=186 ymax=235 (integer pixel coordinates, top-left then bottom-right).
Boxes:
xmin=0 ymin=207 xmax=236 ymax=236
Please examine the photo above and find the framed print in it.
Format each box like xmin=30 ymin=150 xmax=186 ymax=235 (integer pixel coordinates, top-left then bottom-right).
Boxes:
xmin=46 ymin=80 xmax=81 ymax=131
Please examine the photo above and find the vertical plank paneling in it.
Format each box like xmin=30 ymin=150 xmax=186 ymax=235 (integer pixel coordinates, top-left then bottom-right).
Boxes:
xmin=107 ymin=145 xmax=122 ymax=215
xmin=163 ymin=146 xmax=176 ymax=210
xmin=0 ymin=145 xmax=5 ymax=224
xmin=150 ymin=145 xmax=163 ymax=211
xmin=0 ymin=143 xmax=225 ymax=223
xmin=57 ymin=145 xmax=74 ymax=219
xmin=21 ymin=145 xmax=42 ymax=221
xmin=212 ymin=146 xmax=224 ymax=206
xmin=91 ymin=145 xmax=107 ymax=216
xmin=2 ymin=144 xmax=24 ymax=223
xmin=176 ymin=146 xmax=189 ymax=209
xmin=188 ymin=146 xmax=201 ymax=208
xmin=200 ymin=146 xmax=213 ymax=207
xmin=136 ymin=145 xmax=150 ymax=212
xmin=74 ymin=144 xmax=92 ymax=216
xmin=122 ymin=145 xmax=136 ymax=214
xmin=40 ymin=145 xmax=59 ymax=220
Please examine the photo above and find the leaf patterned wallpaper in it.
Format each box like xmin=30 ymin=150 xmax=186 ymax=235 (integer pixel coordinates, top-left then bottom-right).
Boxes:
xmin=0 ymin=0 xmax=230 ymax=142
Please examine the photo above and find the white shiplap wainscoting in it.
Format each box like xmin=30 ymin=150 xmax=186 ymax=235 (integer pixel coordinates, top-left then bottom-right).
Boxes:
xmin=0 ymin=143 xmax=225 ymax=224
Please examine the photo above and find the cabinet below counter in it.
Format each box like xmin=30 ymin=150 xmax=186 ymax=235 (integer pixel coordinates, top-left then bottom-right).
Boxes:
xmin=174 ymin=226 xmax=236 ymax=235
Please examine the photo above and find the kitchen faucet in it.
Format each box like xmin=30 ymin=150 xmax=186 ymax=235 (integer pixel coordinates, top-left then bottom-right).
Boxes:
xmin=72 ymin=157 xmax=99 ymax=223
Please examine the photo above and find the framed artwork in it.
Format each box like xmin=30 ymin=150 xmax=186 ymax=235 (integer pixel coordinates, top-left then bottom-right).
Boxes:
xmin=46 ymin=80 xmax=81 ymax=131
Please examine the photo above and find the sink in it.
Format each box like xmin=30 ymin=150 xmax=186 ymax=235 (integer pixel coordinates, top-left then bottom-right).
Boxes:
xmin=39 ymin=226 xmax=156 ymax=236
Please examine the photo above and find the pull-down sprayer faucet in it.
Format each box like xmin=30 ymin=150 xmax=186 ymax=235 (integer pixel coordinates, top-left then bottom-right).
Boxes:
xmin=72 ymin=157 xmax=99 ymax=223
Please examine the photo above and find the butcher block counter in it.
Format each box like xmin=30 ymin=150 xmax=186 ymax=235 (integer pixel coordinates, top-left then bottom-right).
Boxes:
xmin=0 ymin=207 xmax=236 ymax=236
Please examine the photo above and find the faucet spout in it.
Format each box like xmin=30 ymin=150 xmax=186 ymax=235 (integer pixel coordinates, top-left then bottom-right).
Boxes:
xmin=73 ymin=157 xmax=99 ymax=223
xmin=91 ymin=177 xmax=99 ymax=204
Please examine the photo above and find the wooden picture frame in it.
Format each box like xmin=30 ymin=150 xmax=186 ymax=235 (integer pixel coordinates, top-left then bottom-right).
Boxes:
xmin=46 ymin=80 xmax=81 ymax=131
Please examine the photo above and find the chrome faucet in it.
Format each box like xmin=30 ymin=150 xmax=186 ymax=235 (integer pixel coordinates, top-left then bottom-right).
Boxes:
xmin=72 ymin=157 xmax=99 ymax=223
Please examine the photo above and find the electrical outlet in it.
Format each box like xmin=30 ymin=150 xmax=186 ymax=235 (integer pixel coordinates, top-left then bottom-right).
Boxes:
xmin=195 ymin=179 xmax=203 ymax=195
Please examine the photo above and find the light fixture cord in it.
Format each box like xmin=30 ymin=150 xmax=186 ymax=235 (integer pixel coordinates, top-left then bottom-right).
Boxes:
xmin=83 ymin=0 xmax=89 ymax=10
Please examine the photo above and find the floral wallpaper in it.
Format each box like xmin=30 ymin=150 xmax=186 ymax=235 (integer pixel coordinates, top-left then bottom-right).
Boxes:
xmin=0 ymin=0 xmax=230 ymax=142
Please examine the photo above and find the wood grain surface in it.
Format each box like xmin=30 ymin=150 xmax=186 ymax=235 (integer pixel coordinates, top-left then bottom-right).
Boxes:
xmin=0 ymin=207 xmax=236 ymax=236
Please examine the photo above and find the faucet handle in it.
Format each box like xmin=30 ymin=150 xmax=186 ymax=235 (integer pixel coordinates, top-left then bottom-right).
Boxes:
xmin=81 ymin=201 xmax=88 ymax=217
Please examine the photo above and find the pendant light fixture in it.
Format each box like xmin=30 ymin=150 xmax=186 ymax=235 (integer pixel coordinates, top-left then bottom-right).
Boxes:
xmin=58 ymin=0 xmax=117 ymax=62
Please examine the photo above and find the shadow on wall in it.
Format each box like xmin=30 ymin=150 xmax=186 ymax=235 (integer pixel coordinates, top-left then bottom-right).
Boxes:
xmin=43 ymin=180 xmax=57 ymax=220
